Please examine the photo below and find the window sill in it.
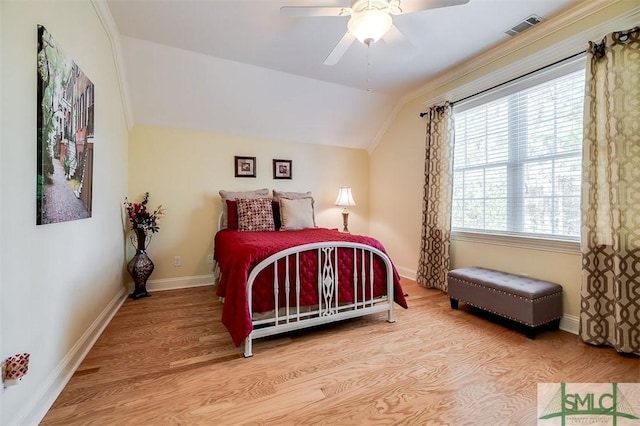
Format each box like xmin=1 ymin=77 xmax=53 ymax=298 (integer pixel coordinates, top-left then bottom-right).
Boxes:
xmin=451 ymin=231 xmax=580 ymax=255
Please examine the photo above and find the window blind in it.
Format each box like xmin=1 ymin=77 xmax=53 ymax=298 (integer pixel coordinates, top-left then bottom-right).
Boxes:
xmin=452 ymin=65 xmax=585 ymax=241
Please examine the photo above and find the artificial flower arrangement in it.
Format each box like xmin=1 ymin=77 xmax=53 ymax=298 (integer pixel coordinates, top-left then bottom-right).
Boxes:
xmin=124 ymin=192 xmax=165 ymax=235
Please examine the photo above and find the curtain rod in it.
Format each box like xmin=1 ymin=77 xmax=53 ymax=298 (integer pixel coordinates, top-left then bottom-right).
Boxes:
xmin=419 ymin=50 xmax=586 ymax=118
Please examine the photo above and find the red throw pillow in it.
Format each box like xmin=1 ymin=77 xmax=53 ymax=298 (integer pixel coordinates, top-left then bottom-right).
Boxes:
xmin=272 ymin=201 xmax=281 ymax=230
xmin=226 ymin=199 xmax=239 ymax=230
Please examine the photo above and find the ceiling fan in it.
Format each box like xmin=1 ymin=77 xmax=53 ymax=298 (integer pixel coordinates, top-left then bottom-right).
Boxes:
xmin=281 ymin=0 xmax=470 ymax=65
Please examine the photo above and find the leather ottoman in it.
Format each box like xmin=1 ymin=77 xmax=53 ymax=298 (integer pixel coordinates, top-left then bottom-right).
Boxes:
xmin=447 ymin=266 xmax=563 ymax=338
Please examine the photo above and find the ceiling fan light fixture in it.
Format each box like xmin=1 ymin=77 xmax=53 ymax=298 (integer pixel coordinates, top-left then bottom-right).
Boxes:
xmin=347 ymin=9 xmax=392 ymax=45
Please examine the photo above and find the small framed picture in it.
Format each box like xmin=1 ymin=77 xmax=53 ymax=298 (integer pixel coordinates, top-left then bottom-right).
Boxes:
xmin=273 ymin=159 xmax=292 ymax=180
xmin=234 ymin=156 xmax=256 ymax=178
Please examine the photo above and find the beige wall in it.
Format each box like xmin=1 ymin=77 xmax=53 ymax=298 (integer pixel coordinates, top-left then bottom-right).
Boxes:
xmin=369 ymin=98 xmax=427 ymax=279
xmin=369 ymin=1 xmax=638 ymax=318
xmin=1 ymin=1 xmax=129 ymax=424
xmin=128 ymin=125 xmax=370 ymax=282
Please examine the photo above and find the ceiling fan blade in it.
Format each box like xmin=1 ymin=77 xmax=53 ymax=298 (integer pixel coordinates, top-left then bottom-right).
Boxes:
xmin=280 ymin=6 xmax=350 ymax=17
xmin=381 ymin=24 xmax=414 ymax=57
xmin=381 ymin=24 xmax=410 ymax=45
xmin=324 ymin=31 xmax=356 ymax=66
xmin=396 ymin=0 xmax=470 ymax=14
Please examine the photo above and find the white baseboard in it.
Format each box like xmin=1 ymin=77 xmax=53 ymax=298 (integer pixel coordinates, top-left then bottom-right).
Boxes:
xmin=396 ymin=266 xmax=417 ymax=281
xmin=16 ymin=287 xmax=128 ymax=426
xmin=132 ymin=274 xmax=216 ymax=292
xmin=560 ymin=314 xmax=579 ymax=335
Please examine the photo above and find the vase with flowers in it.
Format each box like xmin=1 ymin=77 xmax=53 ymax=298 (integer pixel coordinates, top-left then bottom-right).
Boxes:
xmin=124 ymin=192 xmax=164 ymax=299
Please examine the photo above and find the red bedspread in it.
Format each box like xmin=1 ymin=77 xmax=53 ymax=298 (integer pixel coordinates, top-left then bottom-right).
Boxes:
xmin=214 ymin=228 xmax=407 ymax=346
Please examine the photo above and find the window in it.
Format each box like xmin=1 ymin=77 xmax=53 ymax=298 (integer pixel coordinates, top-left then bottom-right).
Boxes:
xmin=452 ymin=62 xmax=585 ymax=241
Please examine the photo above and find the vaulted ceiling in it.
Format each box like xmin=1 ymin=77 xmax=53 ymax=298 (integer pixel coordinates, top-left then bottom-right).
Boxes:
xmin=105 ymin=0 xmax=578 ymax=150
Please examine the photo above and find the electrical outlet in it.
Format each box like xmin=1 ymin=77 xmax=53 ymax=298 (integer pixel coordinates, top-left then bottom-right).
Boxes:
xmin=174 ymin=256 xmax=182 ymax=267
xmin=207 ymin=254 xmax=214 ymax=264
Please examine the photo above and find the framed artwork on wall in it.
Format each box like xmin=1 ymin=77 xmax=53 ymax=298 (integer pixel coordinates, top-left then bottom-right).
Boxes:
xmin=273 ymin=159 xmax=292 ymax=180
xmin=234 ymin=156 xmax=256 ymax=178
xmin=36 ymin=25 xmax=95 ymax=225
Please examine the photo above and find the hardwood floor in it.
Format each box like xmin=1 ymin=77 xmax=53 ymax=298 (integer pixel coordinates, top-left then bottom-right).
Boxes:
xmin=42 ymin=278 xmax=638 ymax=425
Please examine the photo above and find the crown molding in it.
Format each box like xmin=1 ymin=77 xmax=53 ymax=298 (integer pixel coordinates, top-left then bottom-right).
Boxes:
xmin=91 ymin=0 xmax=134 ymax=130
xmin=409 ymin=0 xmax=640 ymax=105
xmin=367 ymin=0 xmax=640 ymax=153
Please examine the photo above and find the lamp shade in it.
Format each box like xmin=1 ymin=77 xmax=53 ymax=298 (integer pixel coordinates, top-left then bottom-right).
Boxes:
xmin=347 ymin=9 xmax=392 ymax=45
xmin=335 ymin=187 xmax=356 ymax=207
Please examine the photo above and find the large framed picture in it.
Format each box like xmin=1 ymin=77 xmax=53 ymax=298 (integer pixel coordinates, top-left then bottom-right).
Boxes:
xmin=234 ymin=156 xmax=256 ymax=178
xmin=273 ymin=159 xmax=292 ymax=180
xmin=37 ymin=25 xmax=95 ymax=225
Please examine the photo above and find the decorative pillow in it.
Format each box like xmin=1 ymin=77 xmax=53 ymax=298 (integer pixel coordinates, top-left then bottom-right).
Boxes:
xmin=231 ymin=199 xmax=280 ymax=230
xmin=273 ymin=190 xmax=313 ymax=202
xmin=237 ymin=198 xmax=275 ymax=232
xmin=219 ymin=188 xmax=269 ymax=229
xmin=272 ymin=201 xmax=281 ymax=230
xmin=226 ymin=200 xmax=239 ymax=230
xmin=279 ymin=197 xmax=316 ymax=230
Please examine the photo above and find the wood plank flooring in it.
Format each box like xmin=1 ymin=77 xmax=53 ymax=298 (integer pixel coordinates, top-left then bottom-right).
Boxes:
xmin=42 ymin=278 xmax=639 ymax=425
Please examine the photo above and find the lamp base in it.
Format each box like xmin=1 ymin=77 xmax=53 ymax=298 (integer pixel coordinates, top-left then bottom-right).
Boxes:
xmin=342 ymin=209 xmax=350 ymax=233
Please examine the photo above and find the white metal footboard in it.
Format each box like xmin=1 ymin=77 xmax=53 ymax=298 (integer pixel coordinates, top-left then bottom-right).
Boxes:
xmin=244 ymin=241 xmax=395 ymax=357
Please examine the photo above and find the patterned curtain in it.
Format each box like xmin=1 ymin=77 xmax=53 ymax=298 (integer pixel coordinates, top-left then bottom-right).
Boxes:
xmin=416 ymin=103 xmax=454 ymax=291
xmin=579 ymin=27 xmax=640 ymax=355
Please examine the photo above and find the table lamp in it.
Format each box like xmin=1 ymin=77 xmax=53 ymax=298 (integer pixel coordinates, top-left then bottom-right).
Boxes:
xmin=335 ymin=187 xmax=356 ymax=233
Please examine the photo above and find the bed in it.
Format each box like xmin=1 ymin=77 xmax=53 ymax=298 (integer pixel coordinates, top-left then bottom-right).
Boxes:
xmin=214 ymin=189 xmax=408 ymax=357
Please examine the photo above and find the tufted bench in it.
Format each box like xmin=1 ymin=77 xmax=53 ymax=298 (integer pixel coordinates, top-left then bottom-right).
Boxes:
xmin=447 ymin=267 xmax=563 ymax=338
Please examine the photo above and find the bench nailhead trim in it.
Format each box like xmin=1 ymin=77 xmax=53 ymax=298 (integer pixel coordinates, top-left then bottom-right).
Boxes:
xmin=451 ymin=297 xmax=562 ymax=327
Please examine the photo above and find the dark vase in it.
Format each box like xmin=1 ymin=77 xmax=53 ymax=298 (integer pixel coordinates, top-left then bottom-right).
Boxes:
xmin=127 ymin=228 xmax=154 ymax=299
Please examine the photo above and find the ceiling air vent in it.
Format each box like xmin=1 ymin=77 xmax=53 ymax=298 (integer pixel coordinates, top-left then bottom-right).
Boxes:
xmin=505 ymin=15 xmax=543 ymax=36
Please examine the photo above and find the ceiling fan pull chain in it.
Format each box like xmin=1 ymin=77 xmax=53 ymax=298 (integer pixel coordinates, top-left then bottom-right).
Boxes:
xmin=366 ymin=43 xmax=372 ymax=92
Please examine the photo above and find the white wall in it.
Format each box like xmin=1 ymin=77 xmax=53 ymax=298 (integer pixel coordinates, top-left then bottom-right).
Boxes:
xmin=120 ymin=35 xmax=396 ymax=150
xmin=1 ymin=1 xmax=129 ymax=424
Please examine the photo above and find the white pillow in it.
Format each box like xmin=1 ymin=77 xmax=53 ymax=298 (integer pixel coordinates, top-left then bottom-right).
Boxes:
xmin=219 ymin=188 xmax=269 ymax=229
xmin=279 ymin=197 xmax=316 ymax=230
xmin=273 ymin=190 xmax=313 ymax=202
